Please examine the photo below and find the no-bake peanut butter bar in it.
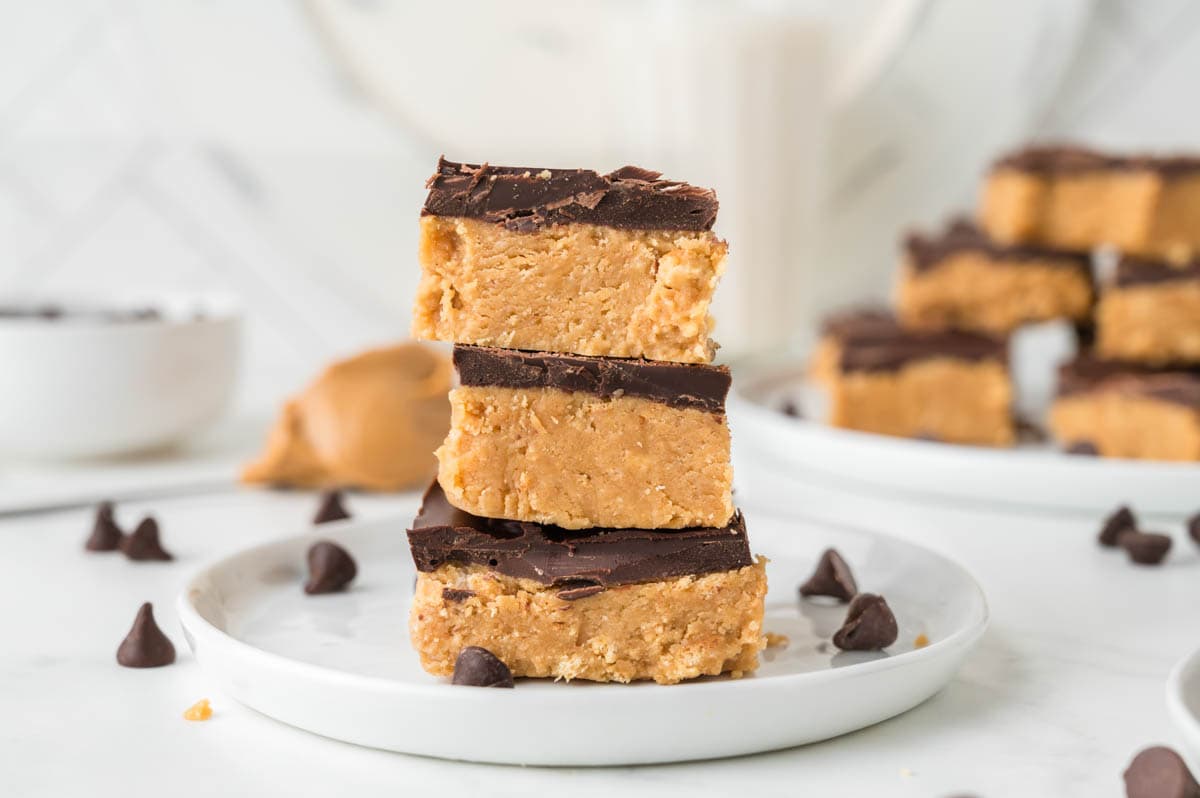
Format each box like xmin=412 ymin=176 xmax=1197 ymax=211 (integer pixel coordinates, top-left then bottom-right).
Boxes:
xmin=980 ymin=145 xmax=1200 ymax=261
xmin=1049 ymin=356 xmax=1200 ymax=460
xmin=413 ymin=158 xmax=727 ymax=364
xmin=437 ymin=345 xmax=734 ymax=530
xmin=828 ymin=321 xmax=1013 ymax=446
xmin=1096 ymin=255 xmax=1200 ymax=364
xmin=896 ymin=218 xmax=1093 ymax=334
xmin=407 ymin=482 xmax=766 ymax=685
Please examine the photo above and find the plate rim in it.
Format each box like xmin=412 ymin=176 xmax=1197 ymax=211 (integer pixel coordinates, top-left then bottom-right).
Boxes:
xmin=733 ymin=366 xmax=1200 ymax=475
xmin=1167 ymin=644 xmax=1200 ymax=758
xmin=177 ymin=512 xmax=991 ymax=701
xmin=729 ymin=367 xmax=1200 ymax=515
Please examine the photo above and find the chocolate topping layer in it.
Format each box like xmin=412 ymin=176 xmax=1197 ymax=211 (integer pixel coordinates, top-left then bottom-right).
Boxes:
xmin=993 ymin=144 xmax=1200 ymax=177
xmin=1057 ymin=355 xmax=1200 ymax=408
xmin=1114 ymin=255 xmax=1200 ymax=287
xmin=422 ymin=157 xmax=719 ymax=232
xmin=837 ymin=327 xmax=1007 ymax=373
xmin=408 ymin=482 xmax=751 ymax=590
xmin=819 ymin=308 xmax=900 ymax=341
xmin=905 ymin=218 xmax=1090 ymax=272
xmin=453 ymin=345 xmax=730 ymax=414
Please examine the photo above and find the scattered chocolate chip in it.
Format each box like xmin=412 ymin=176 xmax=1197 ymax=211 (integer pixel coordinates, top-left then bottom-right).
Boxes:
xmin=441 ymin=588 xmax=475 ymax=602
xmin=780 ymin=400 xmax=802 ymax=418
xmin=1066 ymin=440 xmax=1099 ymax=456
xmin=1188 ymin=512 xmax=1200 ymax=547
xmin=303 ymin=540 xmax=357 ymax=594
xmin=1099 ymin=505 xmax=1137 ymax=548
xmin=313 ymin=489 xmax=351 ymax=524
xmin=116 ymin=602 xmax=176 ymax=668
xmin=119 ymin=517 xmax=173 ymax=561
xmin=1124 ymin=746 xmax=1200 ymax=798
xmin=832 ymin=593 xmax=898 ymax=651
xmin=556 ymin=583 xmax=605 ymax=601
xmin=1121 ymin=531 xmax=1172 ymax=565
xmin=452 ymin=646 xmax=514 ymax=688
xmin=799 ymin=548 xmax=858 ymax=603
xmin=85 ymin=501 xmax=123 ymax=552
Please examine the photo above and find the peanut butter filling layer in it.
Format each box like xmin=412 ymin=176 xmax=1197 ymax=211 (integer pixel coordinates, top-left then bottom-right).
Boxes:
xmin=830 ymin=358 xmax=1014 ymax=446
xmin=413 ymin=216 xmax=726 ymax=363
xmin=436 ymin=385 xmax=733 ymax=530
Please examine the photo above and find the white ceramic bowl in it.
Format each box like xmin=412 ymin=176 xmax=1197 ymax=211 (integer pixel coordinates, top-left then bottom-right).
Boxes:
xmin=0 ymin=295 xmax=241 ymax=459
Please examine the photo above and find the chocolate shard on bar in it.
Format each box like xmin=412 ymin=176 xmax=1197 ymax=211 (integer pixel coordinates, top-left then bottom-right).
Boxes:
xmin=453 ymin=344 xmax=730 ymax=414
xmin=422 ymin=157 xmax=718 ymax=232
xmin=837 ymin=326 xmax=1007 ymax=373
xmin=407 ymin=482 xmax=752 ymax=589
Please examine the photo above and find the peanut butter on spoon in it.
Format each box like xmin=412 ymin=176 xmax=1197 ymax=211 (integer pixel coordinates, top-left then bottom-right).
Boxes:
xmin=242 ymin=342 xmax=451 ymax=491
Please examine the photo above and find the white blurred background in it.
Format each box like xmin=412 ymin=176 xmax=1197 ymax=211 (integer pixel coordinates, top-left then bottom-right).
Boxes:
xmin=3 ymin=0 xmax=1200 ymax=409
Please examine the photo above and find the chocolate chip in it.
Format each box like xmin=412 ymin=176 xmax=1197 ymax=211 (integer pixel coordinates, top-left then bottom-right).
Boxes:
xmin=452 ymin=646 xmax=514 ymax=688
xmin=1123 ymin=746 xmax=1200 ymax=798
xmin=832 ymin=593 xmax=898 ymax=651
xmin=303 ymin=540 xmax=357 ymax=594
xmin=1099 ymin=505 xmax=1137 ymax=548
xmin=1066 ymin=440 xmax=1099 ymax=456
xmin=85 ymin=501 xmax=123 ymax=552
xmin=780 ymin=400 xmax=802 ymax=418
xmin=1121 ymin=531 xmax=1172 ymax=565
xmin=116 ymin=602 xmax=176 ymax=668
xmin=441 ymin=588 xmax=475 ymax=602
xmin=1188 ymin=512 xmax=1200 ymax=547
xmin=313 ymin=489 xmax=351 ymax=524
xmin=119 ymin=517 xmax=173 ymax=561
xmin=799 ymin=548 xmax=858 ymax=603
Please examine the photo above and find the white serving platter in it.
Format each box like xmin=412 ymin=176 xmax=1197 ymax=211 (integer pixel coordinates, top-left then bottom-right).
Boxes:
xmin=179 ymin=510 xmax=987 ymax=766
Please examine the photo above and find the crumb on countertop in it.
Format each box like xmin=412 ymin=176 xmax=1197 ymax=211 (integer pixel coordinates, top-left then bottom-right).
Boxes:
xmin=183 ymin=699 xmax=213 ymax=721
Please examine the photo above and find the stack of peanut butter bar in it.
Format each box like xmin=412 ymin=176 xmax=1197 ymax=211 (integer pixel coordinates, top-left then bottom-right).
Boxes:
xmin=405 ymin=159 xmax=766 ymax=684
xmin=817 ymin=144 xmax=1200 ymax=459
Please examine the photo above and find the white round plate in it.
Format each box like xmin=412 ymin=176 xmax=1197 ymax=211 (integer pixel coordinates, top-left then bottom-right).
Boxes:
xmin=732 ymin=363 xmax=1200 ymax=515
xmin=1167 ymin=645 xmax=1200 ymax=768
xmin=178 ymin=511 xmax=986 ymax=766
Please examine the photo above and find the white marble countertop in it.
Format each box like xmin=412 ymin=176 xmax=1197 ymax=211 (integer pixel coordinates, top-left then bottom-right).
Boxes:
xmin=3 ymin=457 xmax=1197 ymax=797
